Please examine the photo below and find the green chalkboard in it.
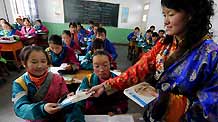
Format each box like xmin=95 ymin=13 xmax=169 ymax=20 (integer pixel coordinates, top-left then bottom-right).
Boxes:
xmin=63 ymin=0 xmax=119 ymax=27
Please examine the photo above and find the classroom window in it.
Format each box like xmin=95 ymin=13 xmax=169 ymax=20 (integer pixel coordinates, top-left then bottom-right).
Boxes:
xmin=10 ymin=0 xmax=39 ymax=21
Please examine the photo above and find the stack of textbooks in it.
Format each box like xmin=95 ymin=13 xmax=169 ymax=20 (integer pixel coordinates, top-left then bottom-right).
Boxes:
xmin=124 ymin=82 xmax=158 ymax=107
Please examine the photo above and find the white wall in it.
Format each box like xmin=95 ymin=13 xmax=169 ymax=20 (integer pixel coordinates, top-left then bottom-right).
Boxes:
xmin=37 ymin=0 xmax=64 ymax=23
xmin=0 ymin=0 xmax=14 ymax=23
xmin=211 ymin=0 xmax=218 ymax=42
xmin=146 ymin=0 xmax=164 ymax=32
xmin=146 ymin=0 xmax=218 ymax=39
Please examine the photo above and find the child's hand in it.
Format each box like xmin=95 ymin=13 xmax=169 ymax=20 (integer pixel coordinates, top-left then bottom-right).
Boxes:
xmin=44 ymin=103 xmax=61 ymax=114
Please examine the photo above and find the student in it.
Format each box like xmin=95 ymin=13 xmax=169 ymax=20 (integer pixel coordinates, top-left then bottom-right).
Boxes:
xmin=86 ymin=27 xmax=118 ymax=60
xmin=14 ymin=16 xmax=23 ymax=31
xmin=158 ymin=29 xmax=165 ymax=38
xmin=46 ymin=35 xmax=80 ymax=72
xmin=144 ymin=29 xmax=152 ymax=42
xmin=89 ymin=0 xmax=218 ymax=121
xmin=77 ymin=22 xmax=89 ymax=46
xmin=87 ymin=20 xmax=94 ymax=32
xmin=34 ymin=19 xmax=49 ymax=33
xmin=0 ymin=18 xmax=7 ymax=30
xmin=87 ymin=23 xmax=99 ymax=41
xmin=20 ymin=18 xmax=36 ymax=37
xmin=78 ymin=50 xmax=128 ymax=115
xmin=62 ymin=30 xmax=82 ymax=53
xmin=149 ymin=25 xmax=155 ymax=32
xmin=69 ymin=22 xmax=80 ymax=48
xmin=81 ymin=38 xmax=117 ymax=70
xmin=127 ymin=27 xmax=141 ymax=41
xmin=0 ymin=22 xmax=23 ymax=39
xmin=151 ymin=32 xmax=159 ymax=45
xmin=12 ymin=46 xmax=83 ymax=122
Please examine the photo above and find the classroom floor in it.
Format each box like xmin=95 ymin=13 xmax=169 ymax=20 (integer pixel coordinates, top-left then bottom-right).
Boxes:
xmin=0 ymin=45 xmax=144 ymax=122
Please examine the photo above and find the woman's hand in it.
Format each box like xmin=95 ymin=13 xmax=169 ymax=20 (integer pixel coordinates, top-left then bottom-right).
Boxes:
xmin=44 ymin=103 xmax=61 ymax=114
xmin=88 ymin=84 xmax=105 ymax=97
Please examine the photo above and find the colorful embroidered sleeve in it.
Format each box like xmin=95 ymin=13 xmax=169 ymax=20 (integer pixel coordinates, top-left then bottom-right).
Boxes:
xmin=104 ymin=41 xmax=165 ymax=91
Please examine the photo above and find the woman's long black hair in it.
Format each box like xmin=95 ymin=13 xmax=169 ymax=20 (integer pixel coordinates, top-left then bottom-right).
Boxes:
xmin=161 ymin=0 xmax=214 ymax=46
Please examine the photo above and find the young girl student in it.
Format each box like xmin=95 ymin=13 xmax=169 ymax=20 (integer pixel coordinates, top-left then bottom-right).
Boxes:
xmin=12 ymin=46 xmax=83 ymax=122
xmin=0 ymin=21 xmax=23 ymax=39
xmin=61 ymin=30 xmax=82 ymax=53
xmin=20 ymin=18 xmax=36 ymax=37
xmin=46 ymin=35 xmax=80 ymax=72
xmin=34 ymin=19 xmax=49 ymax=33
xmin=78 ymin=50 xmax=127 ymax=115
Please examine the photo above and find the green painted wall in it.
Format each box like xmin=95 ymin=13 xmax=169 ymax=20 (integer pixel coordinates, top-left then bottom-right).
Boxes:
xmin=43 ymin=22 xmax=132 ymax=44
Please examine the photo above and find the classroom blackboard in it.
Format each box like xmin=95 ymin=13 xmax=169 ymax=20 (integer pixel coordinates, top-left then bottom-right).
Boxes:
xmin=63 ymin=0 xmax=119 ymax=27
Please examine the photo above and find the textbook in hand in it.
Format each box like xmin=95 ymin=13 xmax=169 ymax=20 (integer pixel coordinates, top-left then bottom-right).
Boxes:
xmin=58 ymin=91 xmax=94 ymax=108
xmin=124 ymin=82 xmax=158 ymax=107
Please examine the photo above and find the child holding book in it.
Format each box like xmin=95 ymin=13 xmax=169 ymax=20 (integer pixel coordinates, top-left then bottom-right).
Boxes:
xmin=78 ymin=50 xmax=127 ymax=115
xmin=46 ymin=35 xmax=80 ymax=73
xmin=12 ymin=46 xmax=84 ymax=122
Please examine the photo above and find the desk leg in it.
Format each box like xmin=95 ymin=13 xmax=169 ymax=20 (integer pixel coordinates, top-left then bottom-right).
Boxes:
xmin=12 ymin=50 xmax=21 ymax=68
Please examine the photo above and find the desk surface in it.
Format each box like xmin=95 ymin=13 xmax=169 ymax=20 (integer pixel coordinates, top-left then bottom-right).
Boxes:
xmin=49 ymin=67 xmax=92 ymax=84
xmin=0 ymin=41 xmax=23 ymax=51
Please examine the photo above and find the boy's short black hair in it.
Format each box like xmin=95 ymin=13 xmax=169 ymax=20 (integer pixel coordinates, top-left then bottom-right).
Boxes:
xmin=97 ymin=27 xmax=107 ymax=36
xmin=62 ymin=30 xmax=71 ymax=37
xmin=158 ymin=29 xmax=165 ymax=33
xmin=146 ymin=29 xmax=152 ymax=33
xmin=35 ymin=19 xmax=42 ymax=24
xmin=48 ymin=35 xmax=63 ymax=45
xmin=134 ymin=27 xmax=140 ymax=31
xmin=92 ymin=50 xmax=111 ymax=63
xmin=150 ymin=25 xmax=155 ymax=29
xmin=152 ymin=32 xmax=159 ymax=37
xmin=92 ymin=38 xmax=104 ymax=50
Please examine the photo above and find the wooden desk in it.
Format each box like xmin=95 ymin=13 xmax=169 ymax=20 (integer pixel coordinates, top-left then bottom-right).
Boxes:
xmin=49 ymin=67 xmax=92 ymax=92
xmin=0 ymin=41 xmax=24 ymax=67
xmin=36 ymin=33 xmax=48 ymax=48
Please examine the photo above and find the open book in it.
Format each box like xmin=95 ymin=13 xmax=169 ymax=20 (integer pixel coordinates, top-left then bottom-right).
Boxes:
xmin=124 ymin=82 xmax=158 ymax=107
xmin=58 ymin=91 xmax=94 ymax=108
xmin=85 ymin=114 xmax=134 ymax=122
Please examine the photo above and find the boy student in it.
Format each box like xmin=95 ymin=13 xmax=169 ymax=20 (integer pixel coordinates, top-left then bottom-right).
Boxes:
xmin=86 ymin=27 xmax=118 ymax=60
xmin=81 ymin=38 xmax=117 ymax=70
xmin=78 ymin=50 xmax=128 ymax=115
xmin=127 ymin=27 xmax=141 ymax=41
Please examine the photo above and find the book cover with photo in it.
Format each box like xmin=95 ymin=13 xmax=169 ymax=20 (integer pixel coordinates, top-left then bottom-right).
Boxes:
xmin=124 ymin=82 xmax=158 ymax=107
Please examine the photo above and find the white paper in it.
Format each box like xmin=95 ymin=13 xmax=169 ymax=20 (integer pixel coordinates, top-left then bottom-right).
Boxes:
xmin=59 ymin=91 xmax=94 ymax=108
xmin=49 ymin=67 xmax=64 ymax=74
xmin=85 ymin=115 xmax=134 ymax=122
